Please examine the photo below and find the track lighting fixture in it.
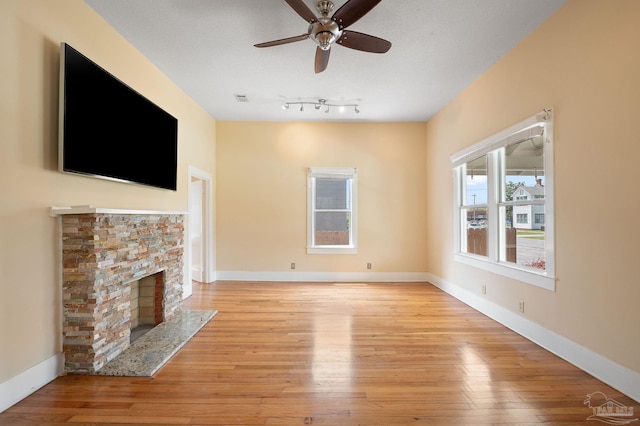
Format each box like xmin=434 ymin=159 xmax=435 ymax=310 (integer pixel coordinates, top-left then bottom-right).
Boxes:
xmin=282 ymin=98 xmax=360 ymax=114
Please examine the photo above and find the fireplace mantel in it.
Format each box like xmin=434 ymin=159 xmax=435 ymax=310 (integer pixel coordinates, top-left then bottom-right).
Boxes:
xmin=50 ymin=205 xmax=188 ymax=217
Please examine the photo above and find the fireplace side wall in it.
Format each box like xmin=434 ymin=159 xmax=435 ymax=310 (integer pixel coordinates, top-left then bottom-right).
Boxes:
xmin=62 ymin=213 xmax=184 ymax=374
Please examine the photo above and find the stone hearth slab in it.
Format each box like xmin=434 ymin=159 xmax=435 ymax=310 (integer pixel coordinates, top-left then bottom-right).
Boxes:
xmin=94 ymin=309 xmax=217 ymax=377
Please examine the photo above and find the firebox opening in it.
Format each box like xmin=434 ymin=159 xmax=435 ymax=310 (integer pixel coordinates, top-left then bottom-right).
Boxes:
xmin=130 ymin=272 xmax=164 ymax=343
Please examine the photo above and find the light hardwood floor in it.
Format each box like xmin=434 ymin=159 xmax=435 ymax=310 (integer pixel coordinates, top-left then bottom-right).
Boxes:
xmin=2 ymin=281 xmax=635 ymax=425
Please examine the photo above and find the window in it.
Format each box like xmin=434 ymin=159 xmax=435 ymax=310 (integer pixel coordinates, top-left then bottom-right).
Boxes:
xmin=451 ymin=109 xmax=555 ymax=290
xmin=307 ymin=167 xmax=358 ymax=254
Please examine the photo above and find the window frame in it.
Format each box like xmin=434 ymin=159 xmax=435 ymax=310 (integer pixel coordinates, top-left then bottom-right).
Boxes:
xmin=307 ymin=167 xmax=358 ymax=255
xmin=451 ymin=109 xmax=555 ymax=290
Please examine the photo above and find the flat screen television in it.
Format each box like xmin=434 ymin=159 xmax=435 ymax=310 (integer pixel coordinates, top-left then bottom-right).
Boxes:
xmin=59 ymin=42 xmax=178 ymax=191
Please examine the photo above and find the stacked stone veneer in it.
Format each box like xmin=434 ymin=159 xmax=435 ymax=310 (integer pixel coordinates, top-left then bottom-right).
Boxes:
xmin=62 ymin=213 xmax=185 ymax=374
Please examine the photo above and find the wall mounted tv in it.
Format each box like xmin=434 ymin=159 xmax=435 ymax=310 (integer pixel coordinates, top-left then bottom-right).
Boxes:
xmin=59 ymin=42 xmax=178 ymax=191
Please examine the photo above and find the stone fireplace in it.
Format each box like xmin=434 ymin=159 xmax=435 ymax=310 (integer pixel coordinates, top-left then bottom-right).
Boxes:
xmin=53 ymin=207 xmax=186 ymax=374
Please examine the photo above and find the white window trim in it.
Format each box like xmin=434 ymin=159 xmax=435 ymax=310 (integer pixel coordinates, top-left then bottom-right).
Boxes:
xmin=307 ymin=167 xmax=358 ymax=255
xmin=451 ymin=109 xmax=555 ymax=291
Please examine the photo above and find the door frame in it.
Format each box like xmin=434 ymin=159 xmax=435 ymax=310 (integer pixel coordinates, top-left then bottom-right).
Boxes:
xmin=186 ymin=166 xmax=215 ymax=296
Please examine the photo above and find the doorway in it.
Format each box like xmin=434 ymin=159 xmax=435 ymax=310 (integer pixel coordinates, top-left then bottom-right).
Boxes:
xmin=187 ymin=166 xmax=215 ymax=297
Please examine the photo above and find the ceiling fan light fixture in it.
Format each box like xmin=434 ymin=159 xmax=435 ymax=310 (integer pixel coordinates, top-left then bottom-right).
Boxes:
xmin=316 ymin=31 xmax=336 ymax=50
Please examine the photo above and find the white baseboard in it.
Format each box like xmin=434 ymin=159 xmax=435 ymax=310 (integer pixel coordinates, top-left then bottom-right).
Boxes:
xmin=216 ymin=271 xmax=430 ymax=282
xmin=191 ymin=268 xmax=203 ymax=282
xmin=426 ymin=273 xmax=640 ymax=403
xmin=0 ymin=353 xmax=63 ymax=413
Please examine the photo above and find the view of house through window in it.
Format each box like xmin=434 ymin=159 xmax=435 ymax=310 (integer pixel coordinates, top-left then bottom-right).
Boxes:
xmin=501 ymin=136 xmax=546 ymax=270
xmin=452 ymin=109 xmax=554 ymax=289
xmin=459 ymin=135 xmax=546 ymax=271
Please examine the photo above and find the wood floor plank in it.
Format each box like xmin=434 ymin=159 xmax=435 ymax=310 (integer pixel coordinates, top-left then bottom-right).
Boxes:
xmin=1 ymin=281 xmax=636 ymax=425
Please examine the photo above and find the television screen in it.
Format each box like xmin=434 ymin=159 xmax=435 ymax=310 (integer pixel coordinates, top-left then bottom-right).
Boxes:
xmin=59 ymin=43 xmax=178 ymax=191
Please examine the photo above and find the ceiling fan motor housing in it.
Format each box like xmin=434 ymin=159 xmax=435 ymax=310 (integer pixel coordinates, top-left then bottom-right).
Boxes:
xmin=309 ymin=17 xmax=342 ymax=50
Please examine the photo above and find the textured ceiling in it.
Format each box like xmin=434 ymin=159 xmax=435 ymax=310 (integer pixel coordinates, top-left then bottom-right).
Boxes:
xmin=85 ymin=0 xmax=566 ymax=122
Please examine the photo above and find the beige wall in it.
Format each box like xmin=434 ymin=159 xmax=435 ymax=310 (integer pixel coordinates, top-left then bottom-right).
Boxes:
xmin=1 ymin=0 xmax=216 ymax=383
xmin=426 ymin=0 xmax=640 ymax=373
xmin=216 ymin=122 xmax=428 ymax=274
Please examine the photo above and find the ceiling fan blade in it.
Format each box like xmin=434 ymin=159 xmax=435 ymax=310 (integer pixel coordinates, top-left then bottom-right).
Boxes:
xmin=315 ymin=47 xmax=331 ymax=73
xmin=332 ymin=0 xmax=382 ymax=29
xmin=337 ymin=30 xmax=391 ymax=53
xmin=284 ymin=0 xmax=317 ymax=23
xmin=254 ymin=33 xmax=309 ymax=48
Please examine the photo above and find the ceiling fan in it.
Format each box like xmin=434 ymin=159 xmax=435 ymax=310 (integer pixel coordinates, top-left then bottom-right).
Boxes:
xmin=254 ymin=0 xmax=391 ymax=73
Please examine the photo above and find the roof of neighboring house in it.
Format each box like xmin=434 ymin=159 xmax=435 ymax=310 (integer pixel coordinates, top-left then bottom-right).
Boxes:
xmin=517 ymin=184 xmax=545 ymax=197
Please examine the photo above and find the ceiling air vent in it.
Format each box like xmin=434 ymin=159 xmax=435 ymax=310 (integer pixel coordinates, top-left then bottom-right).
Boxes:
xmin=234 ymin=94 xmax=249 ymax=102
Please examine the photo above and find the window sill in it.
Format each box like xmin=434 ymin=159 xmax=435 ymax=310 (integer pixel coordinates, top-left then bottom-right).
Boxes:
xmin=453 ymin=253 xmax=555 ymax=291
xmin=307 ymin=246 xmax=358 ymax=255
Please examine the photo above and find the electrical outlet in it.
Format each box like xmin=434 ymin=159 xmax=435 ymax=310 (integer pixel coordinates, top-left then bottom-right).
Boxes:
xmin=518 ymin=300 xmax=525 ymax=313
xmin=481 ymin=284 xmax=486 ymax=295
xmin=367 ymin=262 xmax=372 ymax=270
xmin=290 ymin=262 xmax=296 ymax=270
